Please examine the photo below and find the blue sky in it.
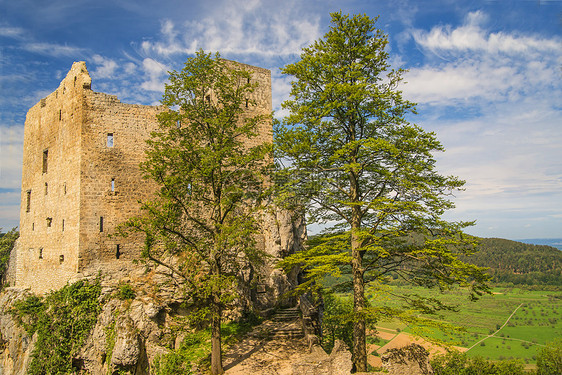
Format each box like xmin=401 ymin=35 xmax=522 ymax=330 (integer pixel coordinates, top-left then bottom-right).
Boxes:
xmin=1 ymin=0 xmax=561 ymax=239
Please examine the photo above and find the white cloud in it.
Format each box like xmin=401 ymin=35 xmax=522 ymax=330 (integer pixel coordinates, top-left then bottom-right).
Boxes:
xmin=0 ymin=124 xmax=24 ymax=190
xmin=140 ymin=58 xmax=169 ymax=92
xmin=91 ymin=55 xmax=118 ymax=79
xmin=140 ymin=0 xmax=321 ymax=58
xmin=402 ymin=11 xmax=562 ymax=239
xmin=23 ymin=42 xmax=84 ymax=57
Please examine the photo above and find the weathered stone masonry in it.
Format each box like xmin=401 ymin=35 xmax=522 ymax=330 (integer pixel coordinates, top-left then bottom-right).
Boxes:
xmin=14 ymin=61 xmax=278 ymax=294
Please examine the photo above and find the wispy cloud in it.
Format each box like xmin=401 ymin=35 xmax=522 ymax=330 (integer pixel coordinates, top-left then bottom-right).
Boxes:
xmin=140 ymin=0 xmax=322 ymax=58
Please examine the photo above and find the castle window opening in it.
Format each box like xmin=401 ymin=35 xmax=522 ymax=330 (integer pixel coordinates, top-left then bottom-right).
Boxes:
xmin=45 ymin=182 xmax=48 ymax=195
xmin=59 ymin=255 xmax=64 ymax=263
xmin=26 ymin=190 xmax=31 ymax=212
xmin=42 ymin=149 xmax=48 ymax=173
xmin=47 ymin=217 xmax=52 ymax=227
xmin=99 ymin=216 xmax=104 ymax=232
xmin=116 ymin=244 xmax=121 ymax=259
xmin=245 ymin=99 xmax=249 ymax=108
xmin=62 ymin=219 xmax=65 ymax=231
xmin=59 ymin=109 xmax=62 ymax=121
xmin=64 ymin=183 xmax=67 ymax=195
xmin=32 ymin=223 xmax=34 ymax=231
xmin=107 ymin=133 xmax=114 ymax=147
xmin=111 ymin=178 xmax=115 ymax=191
xmin=39 ymin=248 xmax=43 ymax=259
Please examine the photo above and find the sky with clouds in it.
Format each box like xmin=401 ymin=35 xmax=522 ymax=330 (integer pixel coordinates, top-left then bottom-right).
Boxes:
xmin=1 ymin=0 xmax=561 ymax=240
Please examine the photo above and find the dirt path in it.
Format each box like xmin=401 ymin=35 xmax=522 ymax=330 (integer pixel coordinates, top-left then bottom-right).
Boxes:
xmin=466 ymin=303 xmax=523 ymax=351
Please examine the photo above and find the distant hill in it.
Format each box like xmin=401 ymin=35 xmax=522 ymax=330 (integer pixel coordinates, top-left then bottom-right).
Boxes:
xmin=469 ymin=237 xmax=562 ymax=286
xmin=517 ymin=238 xmax=562 ymax=251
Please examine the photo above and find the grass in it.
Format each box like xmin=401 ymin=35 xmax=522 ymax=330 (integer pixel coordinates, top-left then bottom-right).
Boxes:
xmin=367 ymin=285 xmax=562 ymax=365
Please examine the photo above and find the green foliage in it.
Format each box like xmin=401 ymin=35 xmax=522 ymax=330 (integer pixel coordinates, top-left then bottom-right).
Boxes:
xmin=469 ymin=238 xmax=562 ymax=287
xmin=11 ymin=279 xmax=102 ymax=374
xmin=0 ymin=227 xmax=19 ymax=286
xmin=536 ymin=338 xmax=562 ymax=375
xmin=117 ymin=283 xmax=136 ymax=300
xmin=119 ymin=50 xmax=270 ymax=375
xmin=431 ymin=351 xmax=525 ymax=375
xmin=322 ymin=292 xmax=354 ymax=353
xmin=151 ymin=317 xmax=261 ymax=375
xmin=275 ymin=12 xmax=490 ymax=371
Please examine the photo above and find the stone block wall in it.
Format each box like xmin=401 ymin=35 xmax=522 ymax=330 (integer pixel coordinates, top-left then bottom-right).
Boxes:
xmin=15 ymin=60 xmax=276 ymax=294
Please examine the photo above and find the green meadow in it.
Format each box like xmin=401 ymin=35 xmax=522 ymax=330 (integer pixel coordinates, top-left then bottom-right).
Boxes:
xmin=368 ymin=285 xmax=562 ymax=365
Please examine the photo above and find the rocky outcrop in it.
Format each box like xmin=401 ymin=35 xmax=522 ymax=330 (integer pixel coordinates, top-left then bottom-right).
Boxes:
xmin=0 ymin=207 xmax=306 ymax=375
xmin=292 ymin=340 xmax=353 ymax=375
xmin=379 ymin=343 xmax=433 ymax=375
xmin=0 ymin=288 xmax=34 ymax=375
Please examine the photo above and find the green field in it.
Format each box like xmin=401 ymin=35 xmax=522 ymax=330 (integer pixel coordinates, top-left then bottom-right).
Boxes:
xmin=368 ymin=285 xmax=562 ymax=365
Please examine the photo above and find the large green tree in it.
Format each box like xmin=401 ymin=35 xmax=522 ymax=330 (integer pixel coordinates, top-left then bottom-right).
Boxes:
xmin=121 ymin=51 xmax=271 ymax=375
xmin=275 ymin=13 xmax=489 ymax=371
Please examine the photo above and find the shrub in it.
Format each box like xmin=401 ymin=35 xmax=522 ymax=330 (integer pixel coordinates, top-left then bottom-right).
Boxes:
xmin=117 ymin=283 xmax=136 ymax=300
xmin=11 ymin=279 xmax=101 ymax=374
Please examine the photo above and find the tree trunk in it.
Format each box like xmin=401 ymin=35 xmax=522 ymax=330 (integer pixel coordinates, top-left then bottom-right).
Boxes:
xmin=210 ymin=300 xmax=224 ymax=374
xmin=351 ymin=190 xmax=367 ymax=372
xmin=351 ymin=224 xmax=367 ymax=372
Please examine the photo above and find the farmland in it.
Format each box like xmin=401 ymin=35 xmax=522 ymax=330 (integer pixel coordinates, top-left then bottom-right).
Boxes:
xmin=368 ymin=285 xmax=562 ymax=367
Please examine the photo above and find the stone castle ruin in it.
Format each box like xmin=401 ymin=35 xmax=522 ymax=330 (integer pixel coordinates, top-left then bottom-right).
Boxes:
xmin=11 ymin=61 xmax=305 ymax=299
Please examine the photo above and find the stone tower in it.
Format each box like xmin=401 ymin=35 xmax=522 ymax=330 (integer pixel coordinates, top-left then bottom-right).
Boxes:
xmin=14 ymin=61 xmax=281 ymax=294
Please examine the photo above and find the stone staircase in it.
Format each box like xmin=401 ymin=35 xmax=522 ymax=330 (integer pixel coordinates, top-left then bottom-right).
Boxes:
xmin=249 ymin=307 xmax=304 ymax=340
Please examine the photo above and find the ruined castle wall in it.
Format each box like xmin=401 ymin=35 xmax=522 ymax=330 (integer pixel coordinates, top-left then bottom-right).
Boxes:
xmin=15 ymin=60 xmax=276 ymax=294
xmin=16 ymin=62 xmax=91 ymax=293
xmin=77 ymin=93 xmax=161 ymax=269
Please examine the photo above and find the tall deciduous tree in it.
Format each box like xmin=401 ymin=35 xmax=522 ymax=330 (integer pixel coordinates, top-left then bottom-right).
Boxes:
xmin=122 ymin=51 xmax=271 ymax=375
xmin=275 ymin=13 xmax=489 ymax=371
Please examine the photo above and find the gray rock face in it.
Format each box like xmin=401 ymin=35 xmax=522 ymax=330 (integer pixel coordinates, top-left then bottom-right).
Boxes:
xmin=292 ymin=340 xmax=353 ymax=375
xmin=0 ymin=288 xmax=34 ymax=375
xmin=380 ymin=343 xmax=434 ymax=375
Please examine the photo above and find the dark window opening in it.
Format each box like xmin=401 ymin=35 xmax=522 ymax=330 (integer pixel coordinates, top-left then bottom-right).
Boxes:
xmin=247 ymin=78 xmax=251 ymax=84
xmin=74 ymin=76 xmax=77 ymax=87
xmin=59 ymin=255 xmax=64 ymax=263
xmin=59 ymin=109 xmax=62 ymax=121
xmin=116 ymin=244 xmax=121 ymax=259
xmin=64 ymin=183 xmax=67 ymax=195
xmin=99 ymin=216 xmax=104 ymax=232
xmin=245 ymin=99 xmax=249 ymax=108
xmin=107 ymin=133 xmax=114 ymax=147
xmin=46 ymin=217 xmax=52 ymax=227
xmin=26 ymin=190 xmax=31 ymax=212
xmin=45 ymin=183 xmax=48 ymax=195
xmin=32 ymin=223 xmax=34 ymax=231
xmin=39 ymin=248 xmax=43 ymax=259
xmin=42 ymin=149 xmax=48 ymax=173
xmin=62 ymin=219 xmax=65 ymax=231
xmin=111 ymin=178 xmax=115 ymax=192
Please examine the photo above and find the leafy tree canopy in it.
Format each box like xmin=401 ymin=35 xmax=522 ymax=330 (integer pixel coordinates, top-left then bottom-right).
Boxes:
xmin=275 ymin=12 xmax=489 ymax=371
xmin=120 ymin=50 xmax=271 ymax=375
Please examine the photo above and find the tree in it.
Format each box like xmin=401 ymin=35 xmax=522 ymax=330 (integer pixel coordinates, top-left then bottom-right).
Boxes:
xmin=121 ymin=51 xmax=271 ymax=375
xmin=536 ymin=338 xmax=562 ymax=375
xmin=0 ymin=227 xmax=19 ymax=286
xmin=275 ymin=13 xmax=489 ymax=371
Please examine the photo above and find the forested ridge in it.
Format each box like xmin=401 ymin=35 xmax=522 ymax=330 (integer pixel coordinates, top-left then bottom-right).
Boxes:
xmin=470 ymin=238 xmax=562 ymax=286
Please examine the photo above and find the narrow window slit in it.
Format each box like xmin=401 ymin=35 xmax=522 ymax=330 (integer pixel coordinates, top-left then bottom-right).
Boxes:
xmin=99 ymin=216 xmax=104 ymax=232
xmin=43 ymin=149 xmax=48 ymax=173
xmin=26 ymin=190 xmax=31 ymax=212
